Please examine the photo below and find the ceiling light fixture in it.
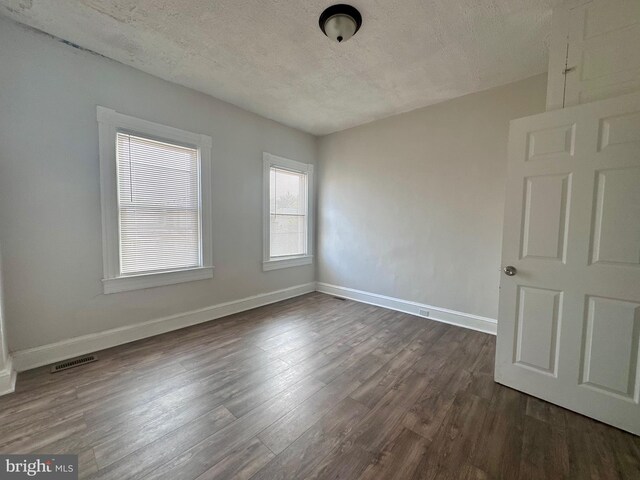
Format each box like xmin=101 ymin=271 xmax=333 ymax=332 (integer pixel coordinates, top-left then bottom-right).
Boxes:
xmin=319 ymin=4 xmax=362 ymax=43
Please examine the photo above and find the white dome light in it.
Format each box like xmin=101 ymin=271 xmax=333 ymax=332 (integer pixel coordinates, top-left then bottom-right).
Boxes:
xmin=319 ymin=4 xmax=362 ymax=43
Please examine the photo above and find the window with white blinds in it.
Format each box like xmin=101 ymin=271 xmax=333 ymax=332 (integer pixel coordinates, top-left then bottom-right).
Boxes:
xmin=98 ymin=107 xmax=213 ymax=294
xmin=116 ymin=133 xmax=201 ymax=275
xmin=263 ymin=153 xmax=313 ymax=271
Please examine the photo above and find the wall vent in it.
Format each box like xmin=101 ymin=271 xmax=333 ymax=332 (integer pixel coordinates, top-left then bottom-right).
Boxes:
xmin=51 ymin=355 xmax=97 ymax=373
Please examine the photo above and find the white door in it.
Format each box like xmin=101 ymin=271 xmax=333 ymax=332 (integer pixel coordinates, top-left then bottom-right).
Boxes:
xmin=546 ymin=0 xmax=640 ymax=111
xmin=495 ymin=92 xmax=640 ymax=435
xmin=565 ymin=0 xmax=640 ymax=107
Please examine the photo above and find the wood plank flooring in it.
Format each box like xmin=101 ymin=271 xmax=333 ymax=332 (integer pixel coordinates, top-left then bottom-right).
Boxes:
xmin=1 ymin=292 xmax=638 ymax=479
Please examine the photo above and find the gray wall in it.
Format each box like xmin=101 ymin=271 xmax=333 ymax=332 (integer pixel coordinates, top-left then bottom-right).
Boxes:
xmin=317 ymin=74 xmax=547 ymax=320
xmin=0 ymin=18 xmax=317 ymax=351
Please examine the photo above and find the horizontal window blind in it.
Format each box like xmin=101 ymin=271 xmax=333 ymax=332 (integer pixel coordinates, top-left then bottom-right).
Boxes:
xmin=269 ymin=167 xmax=307 ymax=257
xmin=116 ymin=132 xmax=201 ymax=275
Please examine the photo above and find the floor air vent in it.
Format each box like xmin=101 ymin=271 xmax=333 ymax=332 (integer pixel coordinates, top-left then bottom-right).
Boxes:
xmin=51 ymin=354 xmax=98 ymax=373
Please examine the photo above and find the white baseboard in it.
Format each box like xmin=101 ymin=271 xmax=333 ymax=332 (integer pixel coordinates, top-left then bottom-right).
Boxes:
xmin=10 ymin=280 xmax=495 ymax=374
xmin=0 ymin=355 xmax=16 ymax=395
xmin=11 ymin=282 xmax=316 ymax=372
xmin=316 ymin=282 xmax=497 ymax=335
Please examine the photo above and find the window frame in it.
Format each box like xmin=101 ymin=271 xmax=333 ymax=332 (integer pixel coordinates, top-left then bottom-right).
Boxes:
xmin=262 ymin=152 xmax=314 ymax=271
xmin=97 ymin=107 xmax=213 ymax=294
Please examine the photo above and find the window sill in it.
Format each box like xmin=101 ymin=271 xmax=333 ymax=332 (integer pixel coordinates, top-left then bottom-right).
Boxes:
xmin=263 ymin=255 xmax=313 ymax=271
xmin=102 ymin=266 xmax=214 ymax=294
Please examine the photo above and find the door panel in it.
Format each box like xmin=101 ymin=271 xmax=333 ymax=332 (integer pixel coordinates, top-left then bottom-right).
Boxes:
xmin=599 ymin=111 xmax=640 ymax=152
xmin=522 ymin=174 xmax=571 ymax=262
xmin=496 ymin=92 xmax=640 ymax=435
xmin=591 ymin=167 xmax=640 ymax=266
xmin=527 ymin=124 xmax=576 ymax=160
xmin=515 ymin=286 xmax=563 ymax=375
xmin=565 ymin=0 xmax=640 ymax=106
xmin=581 ymin=296 xmax=640 ymax=400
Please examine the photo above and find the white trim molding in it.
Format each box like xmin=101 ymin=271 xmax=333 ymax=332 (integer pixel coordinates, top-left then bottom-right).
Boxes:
xmin=263 ymin=255 xmax=313 ymax=271
xmin=102 ymin=267 xmax=214 ymax=294
xmin=0 ymin=355 xmax=16 ymax=396
xmin=12 ymin=282 xmax=315 ymax=372
xmin=262 ymin=152 xmax=314 ymax=271
xmin=97 ymin=106 xmax=214 ymax=294
xmin=316 ymin=282 xmax=497 ymax=335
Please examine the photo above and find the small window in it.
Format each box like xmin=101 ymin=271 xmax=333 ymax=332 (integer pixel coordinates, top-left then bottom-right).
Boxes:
xmin=263 ymin=153 xmax=313 ymax=271
xmin=98 ymin=107 xmax=213 ymax=293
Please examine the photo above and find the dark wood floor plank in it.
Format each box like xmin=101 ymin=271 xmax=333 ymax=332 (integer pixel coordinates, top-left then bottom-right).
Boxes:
xmin=352 ymin=367 xmax=434 ymax=454
xmin=192 ymin=437 xmax=274 ymax=480
xmin=279 ymin=304 xmax=391 ymax=366
xmin=78 ymin=449 xmax=98 ymax=480
xmin=0 ymin=403 xmax=82 ymax=449
xmin=564 ymin=411 xmax=636 ymax=480
xmin=357 ymin=427 xmax=430 ymax=480
xmin=427 ymin=464 xmax=492 ymax=480
xmin=81 ymin=357 xmax=290 ymax=426
xmin=403 ymin=366 xmax=472 ymax=441
xmin=0 ymin=292 xmax=636 ymax=480
xmin=220 ymin=364 xmax=312 ymax=418
xmin=92 ymin=394 xmax=233 ymax=468
xmin=417 ymin=393 xmax=490 ymax=479
xmin=280 ymin=307 xmax=396 ymax=376
xmin=303 ymin=366 xmax=435 ymax=480
xmin=0 ymin=388 xmax=78 ymax=429
xmin=411 ymin=327 xmax=465 ymax=375
xmin=249 ymin=397 xmax=370 ymax=480
xmin=306 ymin=443 xmax=375 ymax=480
xmin=311 ymin=313 xmax=416 ymax=385
xmin=49 ymin=357 xmax=281 ymax=455
xmin=349 ymin=324 xmax=449 ymax=409
xmin=268 ymin=310 xmax=375 ymax=361
xmin=141 ymin=377 xmax=325 ymax=480
xmin=525 ymin=395 xmax=567 ymax=430
xmin=466 ymin=371 xmax=498 ymax=401
xmin=471 ymin=402 xmax=524 ymax=479
xmin=518 ymin=415 xmax=569 ymax=480
xmin=253 ymin=301 xmax=366 ymax=354
xmin=257 ymin=364 xmax=364 ymax=454
xmin=1 ymin=413 xmax=87 ymax=454
xmin=87 ymin=406 xmax=236 ymax=479
xmin=608 ymin=431 xmax=640 ymax=479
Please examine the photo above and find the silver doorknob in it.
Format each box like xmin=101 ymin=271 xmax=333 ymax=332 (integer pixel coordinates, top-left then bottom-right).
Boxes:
xmin=503 ymin=266 xmax=517 ymax=276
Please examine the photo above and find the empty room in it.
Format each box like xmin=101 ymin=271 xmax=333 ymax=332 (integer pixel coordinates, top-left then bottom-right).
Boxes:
xmin=0 ymin=0 xmax=639 ymax=479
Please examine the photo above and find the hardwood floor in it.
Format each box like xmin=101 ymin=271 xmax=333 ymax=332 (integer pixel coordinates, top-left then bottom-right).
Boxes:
xmin=1 ymin=292 xmax=638 ymax=479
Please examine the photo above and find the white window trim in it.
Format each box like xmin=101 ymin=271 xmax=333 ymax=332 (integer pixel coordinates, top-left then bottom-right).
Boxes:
xmin=97 ymin=106 xmax=213 ymax=294
xmin=262 ymin=152 xmax=314 ymax=271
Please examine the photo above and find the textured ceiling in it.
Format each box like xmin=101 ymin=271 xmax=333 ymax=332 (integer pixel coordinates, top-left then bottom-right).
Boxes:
xmin=0 ymin=0 xmax=553 ymax=135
